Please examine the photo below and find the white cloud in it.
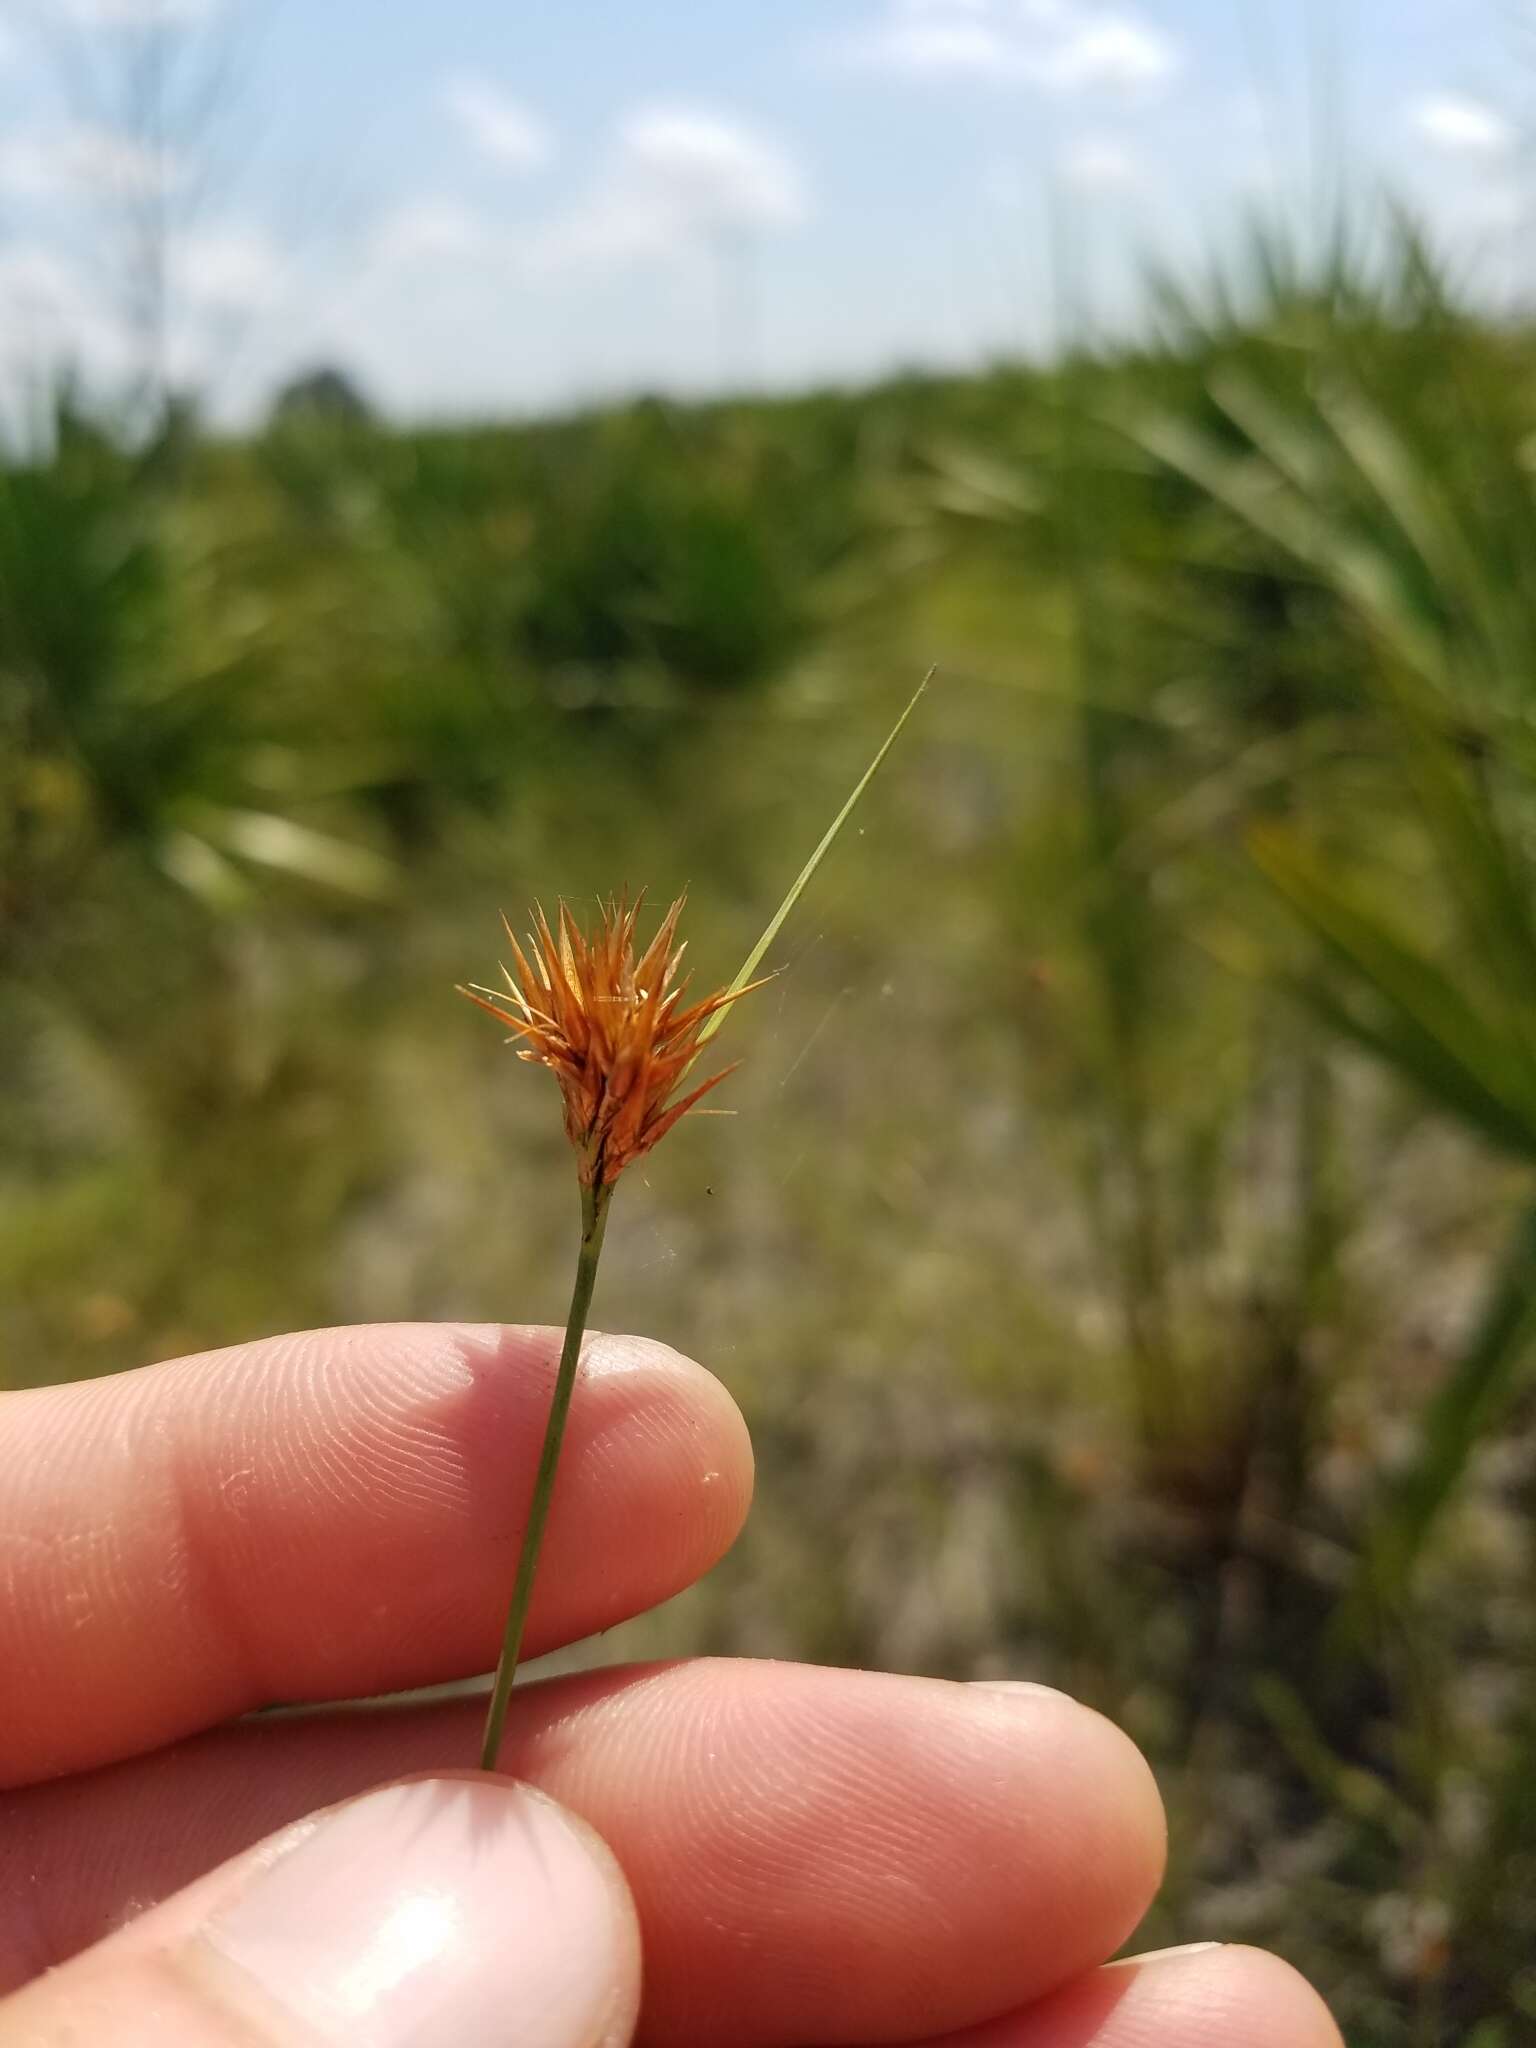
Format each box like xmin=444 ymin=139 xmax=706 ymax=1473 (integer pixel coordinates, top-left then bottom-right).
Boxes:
xmin=369 ymin=196 xmax=496 ymax=269
xmin=834 ymin=0 xmax=1180 ymax=97
xmin=620 ymin=108 xmax=804 ymax=231
xmin=1040 ymin=16 xmax=1173 ymax=92
xmin=539 ymin=106 xmax=807 ymax=270
xmin=0 ymin=245 xmax=92 ymax=322
xmin=0 ymin=122 xmax=185 ymax=201
xmin=46 ymin=0 xmax=219 ymax=23
xmin=1411 ymin=94 xmax=1515 ymax=158
xmin=0 ymin=245 xmax=128 ymax=376
xmin=1060 ymin=131 xmax=1142 ymax=190
xmin=443 ymin=74 xmax=552 ymax=170
xmin=351 ymin=99 xmax=807 ymax=308
xmin=867 ymin=11 xmax=1008 ymax=75
xmin=1459 ymin=181 xmax=1525 ymax=232
xmin=177 ymin=225 xmax=288 ymax=311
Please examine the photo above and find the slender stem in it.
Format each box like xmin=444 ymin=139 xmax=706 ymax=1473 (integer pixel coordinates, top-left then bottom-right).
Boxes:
xmin=479 ymin=1179 xmax=612 ymax=1772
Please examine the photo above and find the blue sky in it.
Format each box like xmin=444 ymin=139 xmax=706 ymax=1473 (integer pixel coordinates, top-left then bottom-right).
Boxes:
xmin=0 ymin=0 xmax=1527 ymax=421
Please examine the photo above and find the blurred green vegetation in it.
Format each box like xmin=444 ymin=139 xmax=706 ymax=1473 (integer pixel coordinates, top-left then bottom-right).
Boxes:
xmin=7 ymin=220 xmax=1536 ymax=2044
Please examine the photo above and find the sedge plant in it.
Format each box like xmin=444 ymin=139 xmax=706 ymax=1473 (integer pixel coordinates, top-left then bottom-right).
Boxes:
xmin=460 ymin=673 xmax=930 ymax=1772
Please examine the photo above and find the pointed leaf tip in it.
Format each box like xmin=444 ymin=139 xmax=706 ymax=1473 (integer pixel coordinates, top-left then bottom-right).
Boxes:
xmin=695 ymin=669 xmax=933 ymax=1056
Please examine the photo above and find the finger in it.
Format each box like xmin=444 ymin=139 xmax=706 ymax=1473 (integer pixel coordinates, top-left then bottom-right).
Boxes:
xmin=895 ymin=1942 xmax=1344 ymax=2048
xmin=1 ymin=1324 xmax=752 ymax=1785
xmin=0 ymin=1775 xmax=641 ymax=2048
xmin=5 ymin=1665 xmax=1165 ymax=2047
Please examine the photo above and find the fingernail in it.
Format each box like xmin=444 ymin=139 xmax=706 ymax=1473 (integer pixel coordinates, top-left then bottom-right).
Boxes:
xmin=1104 ymin=1942 xmax=1224 ymax=1970
xmin=201 ymin=1778 xmax=635 ymax=2048
xmin=969 ymin=1679 xmax=1073 ymax=1702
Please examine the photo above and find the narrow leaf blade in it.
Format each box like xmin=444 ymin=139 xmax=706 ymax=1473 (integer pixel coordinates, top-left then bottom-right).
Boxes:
xmin=694 ymin=670 xmax=933 ymax=1053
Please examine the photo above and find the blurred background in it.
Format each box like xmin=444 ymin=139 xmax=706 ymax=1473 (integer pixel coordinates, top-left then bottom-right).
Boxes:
xmin=5 ymin=2 xmax=1536 ymax=2040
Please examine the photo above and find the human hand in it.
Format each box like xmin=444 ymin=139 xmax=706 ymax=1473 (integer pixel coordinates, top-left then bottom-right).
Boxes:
xmin=1 ymin=1324 xmax=1342 ymax=2046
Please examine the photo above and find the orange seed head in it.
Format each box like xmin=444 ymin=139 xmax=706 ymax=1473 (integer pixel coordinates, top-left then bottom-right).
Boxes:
xmin=459 ymin=894 xmax=763 ymax=1189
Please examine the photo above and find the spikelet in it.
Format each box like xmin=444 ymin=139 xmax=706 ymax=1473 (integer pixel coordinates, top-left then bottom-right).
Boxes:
xmin=459 ymin=893 xmax=765 ymax=1188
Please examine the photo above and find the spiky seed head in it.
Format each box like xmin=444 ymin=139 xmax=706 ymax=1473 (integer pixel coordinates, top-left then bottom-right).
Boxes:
xmin=459 ymin=893 xmax=764 ymax=1189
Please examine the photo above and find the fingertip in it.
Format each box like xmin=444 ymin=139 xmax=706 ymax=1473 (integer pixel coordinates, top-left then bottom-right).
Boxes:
xmin=589 ymin=1661 xmax=1175 ymax=2040
xmin=545 ymin=1331 xmax=754 ymax=1611
xmin=580 ymin=1328 xmax=755 ymax=1526
xmin=200 ymin=1777 xmax=641 ymax=2048
xmin=1190 ymin=1946 xmax=1346 ymax=2048
xmin=1025 ymin=1941 xmax=1344 ymax=2048
xmin=966 ymin=1681 xmax=1168 ymax=1936
xmin=4 ymin=1776 xmax=643 ymax=2048
xmin=940 ymin=1942 xmax=1344 ymax=2048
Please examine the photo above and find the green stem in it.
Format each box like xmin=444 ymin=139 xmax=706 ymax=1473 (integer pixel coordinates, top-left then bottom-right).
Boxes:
xmin=479 ymin=1179 xmax=612 ymax=1772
